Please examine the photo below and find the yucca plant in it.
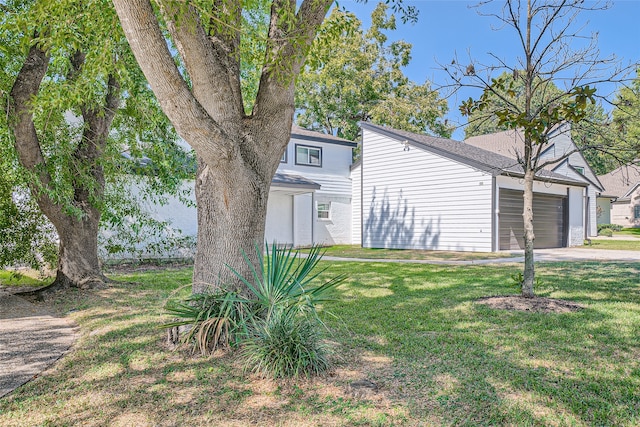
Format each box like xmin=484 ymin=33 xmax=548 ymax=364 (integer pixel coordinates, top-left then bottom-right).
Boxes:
xmin=227 ymin=244 xmax=346 ymax=323
xmin=164 ymin=291 xmax=248 ymax=355
xmin=165 ymin=243 xmax=345 ymax=377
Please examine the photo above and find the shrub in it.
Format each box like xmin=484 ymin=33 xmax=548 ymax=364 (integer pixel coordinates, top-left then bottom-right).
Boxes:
xmin=598 ymin=224 xmax=623 ymax=232
xmin=241 ymin=310 xmax=329 ymax=378
xmin=165 ymin=243 xmax=345 ymax=377
xmin=599 ymin=228 xmax=613 ymax=237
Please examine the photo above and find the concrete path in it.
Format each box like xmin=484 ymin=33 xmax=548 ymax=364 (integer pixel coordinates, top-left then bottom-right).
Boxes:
xmin=0 ymin=292 xmax=78 ymax=398
xmin=320 ymin=247 xmax=639 ymax=265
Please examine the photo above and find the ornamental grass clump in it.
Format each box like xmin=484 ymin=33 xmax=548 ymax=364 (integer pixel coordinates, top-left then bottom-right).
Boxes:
xmin=165 ymin=243 xmax=345 ymax=378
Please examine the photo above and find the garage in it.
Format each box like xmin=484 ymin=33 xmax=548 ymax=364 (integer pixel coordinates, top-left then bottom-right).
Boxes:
xmin=499 ymin=189 xmax=567 ymax=250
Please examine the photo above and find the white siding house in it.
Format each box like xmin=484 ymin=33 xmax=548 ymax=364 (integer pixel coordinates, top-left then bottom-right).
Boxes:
xmin=355 ymin=123 xmax=588 ymax=252
xmin=465 ymin=124 xmax=605 ymax=237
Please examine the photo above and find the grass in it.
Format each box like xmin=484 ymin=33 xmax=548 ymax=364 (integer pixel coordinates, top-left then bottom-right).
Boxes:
xmin=302 ymin=245 xmax=518 ymax=261
xmin=582 ymin=239 xmax=640 ymax=251
xmin=0 ymin=269 xmax=52 ymax=287
xmin=616 ymin=228 xmax=640 ymax=237
xmin=1 ymin=261 xmax=639 ymax=425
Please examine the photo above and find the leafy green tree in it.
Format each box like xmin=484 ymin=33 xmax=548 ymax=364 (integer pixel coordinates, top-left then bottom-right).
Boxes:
xmin=1 ymin=0 xmax=188 ymax=290
xmin=612 ymin=69 xmax=640 ymax=165
xmin=454 ymin=0 xmax=629 ymax=298
xmin=296 ymin=4 xmax=452 ymax=142
xmin=111 ymin=0 xmax=417 ymax=294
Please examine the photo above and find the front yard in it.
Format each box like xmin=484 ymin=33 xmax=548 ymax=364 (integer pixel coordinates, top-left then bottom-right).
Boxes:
xmin=1 ymin=260 xmax=639 ymax=426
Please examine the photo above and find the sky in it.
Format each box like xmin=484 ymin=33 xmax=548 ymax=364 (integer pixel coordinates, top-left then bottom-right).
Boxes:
xmin=338 ymin=0 xmax=640 ymax=140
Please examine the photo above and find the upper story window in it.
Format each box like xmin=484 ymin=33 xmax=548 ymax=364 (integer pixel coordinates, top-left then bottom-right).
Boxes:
xmin=281 ymin=150 xmax=287 ymax=163
xmin=574 ymin=166 xmax=585 ymax=175
xmin=295 ymin=144 xmax=322 ymax=167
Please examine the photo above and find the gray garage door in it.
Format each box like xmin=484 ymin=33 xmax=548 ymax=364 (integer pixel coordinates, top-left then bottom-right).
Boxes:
xmin=499 ymin=189 xmax=567 ymax=250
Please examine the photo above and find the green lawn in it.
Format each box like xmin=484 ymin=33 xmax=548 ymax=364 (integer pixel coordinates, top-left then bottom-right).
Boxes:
xmin=582 ymin=239 xmax=640 ymax=251
xmin=0 ymin=270 xmax=51 ymax=287
xmin=304 ymin=245 xmax=518 ymax=261
xmin=616 ymin=228 xmax=640 ymax=237
xmin=1 ymin=261 xmax=639 ymax=426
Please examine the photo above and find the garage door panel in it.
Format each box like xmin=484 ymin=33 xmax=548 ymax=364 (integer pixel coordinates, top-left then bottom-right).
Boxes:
xmin=499 ymin=189 xmax=566 ymax=250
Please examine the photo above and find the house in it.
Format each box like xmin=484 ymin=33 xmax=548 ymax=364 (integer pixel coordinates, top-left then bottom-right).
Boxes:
xmin=351 ymin=122 xmax=588 ymax=252
xmin=265 ymin=126 xmax=357 ymax=246
xmin=597 ymin=164 xmax=640 ymax=228
xmin=465 ymin=124 xmax=605 ymax=238
xmin=105 ymin=126 xmax=357 ymax=258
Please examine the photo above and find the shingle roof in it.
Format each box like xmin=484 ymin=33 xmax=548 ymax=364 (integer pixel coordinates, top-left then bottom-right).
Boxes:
xmin=360 ymin=122 xmax=587 ymax=187
xmin=271 ymin=172 xmax=321 ymax=190
xmin=291 ymin=125 xmax=357 ymax=147
xmin=597 ymin=164 xmax=640 ymax=198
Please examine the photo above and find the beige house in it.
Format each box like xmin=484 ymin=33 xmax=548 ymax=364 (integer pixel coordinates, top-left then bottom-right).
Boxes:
xmin=598 ymin=164 xmax=640 ymax=228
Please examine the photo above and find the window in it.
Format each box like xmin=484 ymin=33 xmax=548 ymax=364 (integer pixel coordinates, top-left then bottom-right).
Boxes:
xmin=635 ymin=205 xmax=640 ymax=219
xmin=574 ymin=166 xmax=585 ymax=175
xmin=317 ymin=202 xmax=331 ymax=219
xmin=295 ymin=144 xmax=322 ymax=167
xmin=281 ymin=150 xmax=287 ymax=163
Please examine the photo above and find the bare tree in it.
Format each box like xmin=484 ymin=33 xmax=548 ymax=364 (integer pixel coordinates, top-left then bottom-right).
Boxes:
xmin=445 ymin=0 xmax=633 ymax=297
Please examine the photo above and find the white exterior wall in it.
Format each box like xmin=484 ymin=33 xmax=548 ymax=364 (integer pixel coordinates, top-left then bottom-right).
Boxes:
xmin=293 ymin=193 xmax=313 ymax=246
xmin=315 ymin=195 xmax=351 ymax=245
xmin=361 ymin=129 xmax=494 ymax=252
xmin=265 ymin=192 xmax=294 ymax=245
xmin=351 ymin=164 xmax=362 ymax=245
xmin=496 ymin=175 xmax=585 ymax=247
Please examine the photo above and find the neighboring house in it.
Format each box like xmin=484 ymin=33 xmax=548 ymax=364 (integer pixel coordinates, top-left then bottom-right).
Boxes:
xmin=106 ymin=126 xmax=357 ymax=258
xmin=597 ymin=164 xmax=640 ymax=228
xmin=265 ymin=126 xmax=356 ymax=246
xmin=352 ymin=123 xmax=588 ymax=252
xmin=465 ymin=124 xmax=605 ymax=237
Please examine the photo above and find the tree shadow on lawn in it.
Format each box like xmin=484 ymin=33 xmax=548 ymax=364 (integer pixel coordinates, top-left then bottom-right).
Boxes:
xmin=324 ymin=261 xmax=640 ymax=425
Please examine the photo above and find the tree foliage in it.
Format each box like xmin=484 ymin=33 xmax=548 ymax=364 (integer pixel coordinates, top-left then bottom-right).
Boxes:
xmin=612 ymin=68 xmax=640 ymax=165
xmin=0 ymin=0 xmax=192 ymax=275
xmin=296 ymin=4 xmax=452 ymax=141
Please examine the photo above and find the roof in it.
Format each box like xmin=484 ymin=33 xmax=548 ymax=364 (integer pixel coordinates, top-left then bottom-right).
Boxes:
xmin=271 ymin=172 xmax=321 ymax=190
xmin=291 ymin=125 xmax=357 ymax=148
xmin=360 ymin=122 xmax=587 ymax=187
xmin=597 ymin=164 xmax=640 ymax=198
xmin=465 ymin=127 xmax=604 ymax=191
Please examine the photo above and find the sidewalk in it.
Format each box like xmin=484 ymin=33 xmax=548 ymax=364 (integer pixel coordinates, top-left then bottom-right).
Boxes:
xmin=0 ymin=292 xmax=78 ymax=398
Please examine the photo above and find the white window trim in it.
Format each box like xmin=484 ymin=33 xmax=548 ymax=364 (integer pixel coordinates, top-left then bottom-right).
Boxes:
xmin=317 ymin=202 xmax=331 ymax=220
xmin=295 ymin=144 xmax=322 ymax=167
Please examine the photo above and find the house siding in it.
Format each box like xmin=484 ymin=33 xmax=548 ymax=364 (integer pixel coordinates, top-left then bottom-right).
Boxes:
xmin=315 ymin=195 xmax=351 ymax=245
xmin=351 ymin=164 xmax=362 ymax=245
xmin=361 ymin=129 xmax=493 ymax=252
xmin=596 ymin=197 xmax=611 ymax=225
xmin=552 ymin=161 xmax=597 ymax=237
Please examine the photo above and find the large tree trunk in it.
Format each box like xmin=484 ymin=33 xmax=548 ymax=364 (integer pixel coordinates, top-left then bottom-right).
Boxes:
xmin=9 ymin=45 xmax=119 ymax=293
xmin=522 ymin=168 xmax=536 ymax=298
xmin=192 ymin=158 xmax=270 ymax=294
xmin=52 ymin=207 xmax=105 ymax=290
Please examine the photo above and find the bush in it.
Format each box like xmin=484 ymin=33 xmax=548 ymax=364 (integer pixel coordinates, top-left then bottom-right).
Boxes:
xmin=165 ymin=243 xmax=345 ymax=378
xmin=241 ymin=310 xmax=329 ymax=378
xmin=598 ymin=224 xmax=623 ymax=232
xmin=599 ymin=228 xmax=613 ymax=237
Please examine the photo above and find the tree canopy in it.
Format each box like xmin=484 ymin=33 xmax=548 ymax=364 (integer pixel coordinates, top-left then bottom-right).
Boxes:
xmin=296 ymin=4 xmax=452 ymax=141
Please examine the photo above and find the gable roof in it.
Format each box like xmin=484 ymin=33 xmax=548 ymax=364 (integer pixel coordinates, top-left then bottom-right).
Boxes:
xmin=360 ymin=122 xmax=587 ymax=187
xmin=465 ymin=127 xmax=604 ymax=191
xmin=291 ymin=125 xmax=357 ymax=147
xmin=272 ymin=172 xmax=321 ymax=190
xmin=597 ymin=164 xmax=640 ymax=198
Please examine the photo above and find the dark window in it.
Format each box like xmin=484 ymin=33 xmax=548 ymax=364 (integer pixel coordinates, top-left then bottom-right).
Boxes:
xmin=281 ymin=150 xmax=287 ymax=163
xmin=635 ymin=205 xmax=640 ymax=219
xmin=295 ymin=144 xmax=322 ymax=167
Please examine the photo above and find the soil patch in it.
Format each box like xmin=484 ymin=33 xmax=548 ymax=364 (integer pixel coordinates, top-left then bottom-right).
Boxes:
xmin=476 ymin=295 xmax=583 ymax=313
